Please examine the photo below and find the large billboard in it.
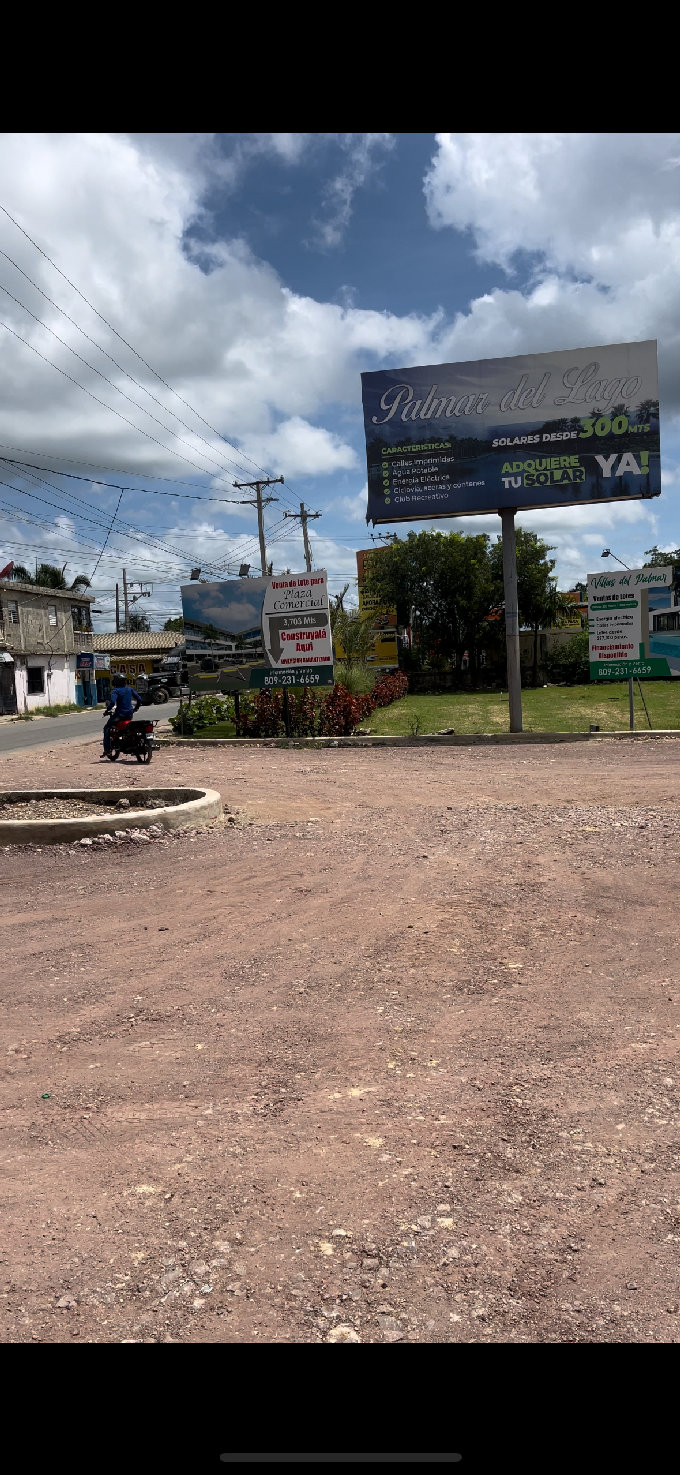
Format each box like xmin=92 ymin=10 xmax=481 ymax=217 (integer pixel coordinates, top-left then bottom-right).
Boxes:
xmin=362 ymin=340 xmax=660 ymax=523
xmin=180 ymin=571 xmax=333 ymax=693
xmin=587 ymin=567 xmax=672 ymax=680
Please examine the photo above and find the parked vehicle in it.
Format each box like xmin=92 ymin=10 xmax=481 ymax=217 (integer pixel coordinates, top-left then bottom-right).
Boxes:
xmin=136 ymin=672 xmax=180 ymax=705
xmin=105 ymin=717 xmax=158 ymax=763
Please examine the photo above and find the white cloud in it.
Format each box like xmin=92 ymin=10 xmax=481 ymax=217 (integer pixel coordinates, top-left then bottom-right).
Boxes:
xmin=312 ymin=134 xmax=395 ymax=249
xmin=0 ymin=130 xmax=678 ymax=619
xmin=425 ymin=133 xmax=680 ymax=279
xmin=238 ymin=417 xmax=358 ymax=478
xmin=0 ymin=133 xmax=433 ymax=482
xmin=331 ymin=486 xmax=369 ymax=522
xmin=425 ymin=133 xmax=680 ymax=408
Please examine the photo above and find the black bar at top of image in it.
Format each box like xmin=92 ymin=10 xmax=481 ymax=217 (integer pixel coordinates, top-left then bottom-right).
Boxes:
xmin=219 ymin=1459 xmax=462 ymax=1465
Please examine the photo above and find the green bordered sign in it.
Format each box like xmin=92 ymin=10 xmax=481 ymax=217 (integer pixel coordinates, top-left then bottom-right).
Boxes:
xmin=587 ymin=567 xmax=673 ymax=681
xmin=590 ymin=657 xmax=670 ymax=680
xmin=251 ymin=665 xmax=335 ymax=689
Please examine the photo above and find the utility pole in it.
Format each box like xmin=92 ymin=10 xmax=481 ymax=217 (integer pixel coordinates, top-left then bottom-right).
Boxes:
xmin=283 ymin=501 xmax=321 ymax=573
xmin=122 ymin=568 xmax=130 ymax=634
xmin=115 ymin=583 xmax=120 ymax=633
xmin=233 ymin=476 xmax=284 ymax=576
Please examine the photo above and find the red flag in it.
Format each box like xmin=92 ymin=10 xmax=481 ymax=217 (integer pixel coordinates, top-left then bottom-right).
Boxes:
xmin=0 ymin=560 xmax=14 ymax=579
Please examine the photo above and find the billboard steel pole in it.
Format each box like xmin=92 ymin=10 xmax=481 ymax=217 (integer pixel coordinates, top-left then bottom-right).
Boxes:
xmin=501 ymin=508 xmax=523 ymax=733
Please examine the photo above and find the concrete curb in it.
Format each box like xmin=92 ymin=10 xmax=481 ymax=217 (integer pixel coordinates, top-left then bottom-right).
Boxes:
xmin=156 ymin=728 xmax=680 ymax=750
xmin=0 ymin=787 xmax=223 ymax=845
xmin=157 ymin=731 xmax=592 ymax=749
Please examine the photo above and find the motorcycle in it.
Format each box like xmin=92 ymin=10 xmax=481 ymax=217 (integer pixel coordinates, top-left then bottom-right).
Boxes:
xmin=105 ymin=716 xmax=158 ymax=763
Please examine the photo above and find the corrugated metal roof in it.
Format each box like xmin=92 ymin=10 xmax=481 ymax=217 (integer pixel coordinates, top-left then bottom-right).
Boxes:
xmin=92 ymin=631 xmax=179 ymax=652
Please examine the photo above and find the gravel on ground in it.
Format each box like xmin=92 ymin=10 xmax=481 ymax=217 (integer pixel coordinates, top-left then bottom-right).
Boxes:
xmin=1 ymin=735 xmax=679 ymax=1344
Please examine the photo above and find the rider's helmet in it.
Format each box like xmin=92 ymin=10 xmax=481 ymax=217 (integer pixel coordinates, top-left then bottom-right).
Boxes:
xmin=112 ymin=672 xmax=127 ymax=687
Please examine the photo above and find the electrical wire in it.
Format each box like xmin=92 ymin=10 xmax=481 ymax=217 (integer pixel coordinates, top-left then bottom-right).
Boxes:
xmin=1 ymin=465 xmax=294 ymax=578
xmin=6 ymin=450 xmax=299 ymax=571
xmin=0 ymin=246 xmax=282 ymax=486
xmin=88 ymin=485 xmax=125 ymax=581
xmin=0 ymin=278 xmax=269 ymax=486
xmin=0 ymin=458 xmax=253 ymax=503
xmin=0 ymin=202 xmax=312 ymax=514
xmin=0 ymin=313 xmax=246 ymax=485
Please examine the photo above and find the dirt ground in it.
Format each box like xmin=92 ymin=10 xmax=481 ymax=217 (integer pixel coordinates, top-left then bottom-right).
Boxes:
xmin=1 ymin=734 xmax=680 ymax=1344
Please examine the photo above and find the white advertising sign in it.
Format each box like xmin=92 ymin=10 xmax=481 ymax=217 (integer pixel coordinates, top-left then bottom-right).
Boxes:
xmin=587 ymin=567 xmax=672 ymax=680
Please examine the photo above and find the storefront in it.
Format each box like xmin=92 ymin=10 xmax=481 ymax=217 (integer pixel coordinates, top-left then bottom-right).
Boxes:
xmin=75 ymin=651 xmax=109 ymax=706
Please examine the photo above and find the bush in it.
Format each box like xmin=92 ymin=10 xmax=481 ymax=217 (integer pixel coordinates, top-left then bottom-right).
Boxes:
xmin=168 ymin=694 xmax=231 ymax=735
xmin=544 ymin=630 xmax=590 ymax=685
xmin=372 ymin=670 xmax=409 ymax=707
xmin=334 ymin=663 xmax=374 ymax=696
xmin=354 ymin=692 xmax=376 ymax=724
xmin=170 ymin=668 xmax=409 ymax=740
xmin=318 ymin=683 xmax=361 ymax=736
xmin=289 ymin=687 xmax=318 ymax=736
xmin=253 ymin=689 xmax=284 ymax=737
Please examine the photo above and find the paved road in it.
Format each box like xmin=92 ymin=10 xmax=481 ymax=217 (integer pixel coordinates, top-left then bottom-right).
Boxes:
xmin=0 ymin=702 xmax=180 ymax=754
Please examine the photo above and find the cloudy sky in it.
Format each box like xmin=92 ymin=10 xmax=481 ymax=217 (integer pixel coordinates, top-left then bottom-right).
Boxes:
xmin=0 ymin=132 xmax=678 ymax=628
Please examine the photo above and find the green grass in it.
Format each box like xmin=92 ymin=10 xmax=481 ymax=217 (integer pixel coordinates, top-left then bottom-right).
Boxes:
xmin=176 ymin=681 xmax=680 ymax=740
xmin=180 ymin=720 xmax=236 ymax=739
xmin=364 ymin=682 xmax=680 ymax=735
xmin=30 ymin=703 xmax=85 ymax=717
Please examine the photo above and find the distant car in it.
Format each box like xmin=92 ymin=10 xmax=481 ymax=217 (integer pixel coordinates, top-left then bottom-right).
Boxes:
xmin=136 ymin=671 xmax=182 ymax=705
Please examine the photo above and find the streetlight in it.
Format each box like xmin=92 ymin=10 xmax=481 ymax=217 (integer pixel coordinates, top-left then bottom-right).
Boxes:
xmin=601 ymin=548 xmax=630 ymax=570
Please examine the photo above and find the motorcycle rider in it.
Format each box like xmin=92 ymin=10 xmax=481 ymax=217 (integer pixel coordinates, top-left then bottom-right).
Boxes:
xmin=102 ymin=673 xmax=142 ymax=757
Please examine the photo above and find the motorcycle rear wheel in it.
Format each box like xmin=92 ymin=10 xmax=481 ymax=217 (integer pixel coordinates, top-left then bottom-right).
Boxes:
xmin=136 ymin=744 xmax=153 ymax=763
xmin=108 ymin=749 xmax=120 ymax=761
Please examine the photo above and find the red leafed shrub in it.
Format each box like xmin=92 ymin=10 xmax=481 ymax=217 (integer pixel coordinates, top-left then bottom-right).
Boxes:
xmin=290 ymin=686 xmax=318 ymax=737
xmin=253 ymin=689 xmax=285 ymax=737
xmin=354 ymin=692 xmax=376 ymax=723
xmin=318 ymin=683 xmax=361 ymax=736
xmin=372 ymin=670 xmax=408 ymax=707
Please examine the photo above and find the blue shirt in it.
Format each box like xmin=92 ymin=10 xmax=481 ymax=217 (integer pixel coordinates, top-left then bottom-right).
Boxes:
xmin=106 ymin=686 xmax=141 ymax=717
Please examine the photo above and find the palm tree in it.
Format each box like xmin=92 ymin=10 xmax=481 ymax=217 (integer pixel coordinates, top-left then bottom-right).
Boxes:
xmin=10 ymin=561 xmax=91 ymax=591
xmin=332 ymin=607 xmax=376 ymax=669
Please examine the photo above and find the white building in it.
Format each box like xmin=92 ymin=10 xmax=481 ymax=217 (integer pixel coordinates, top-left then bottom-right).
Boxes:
xmin=0 ymin=578 xmax=94 ymax=714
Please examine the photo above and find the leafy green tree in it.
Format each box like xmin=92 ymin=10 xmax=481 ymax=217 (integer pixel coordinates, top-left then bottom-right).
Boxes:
xmin=362 ymin=529 xmax=493 ymax=677
xmin=128 ymin=612 xmax=150 ymax=633
xmin=163 ymin=616 xmax=184 ymax=632
xmin=490 ymin=530 xmax=574 ymax=686
xmin=332 ymin=607 xmax=376 ymax=668
xmin=644 ymin=544 xmax=680 ymax=598
xmin=544 ymin=630 xmax=589 ymax=684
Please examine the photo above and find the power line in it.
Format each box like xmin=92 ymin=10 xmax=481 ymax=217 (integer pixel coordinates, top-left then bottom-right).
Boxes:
xmin=0 ymin=202 xmax=305 ymax=513
xmin=3 ymin=453 xmax=301 ymax=571
xmin=1 ymin=461 xmax=295 ymax=578
xmin=0 ymin=470 xmax=227 ymax=575
xmin=0 ymin=441 xmax=253 ymax=491
xmin=0 ymin=457 xmax=253 ymax=503
xmin=89 ymin=486 xmax=125 ymax=581
xmin=0 ymin=246 xmax=278 ymax=486
xmin=0 ymin=311 xmax=245 ymax=485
